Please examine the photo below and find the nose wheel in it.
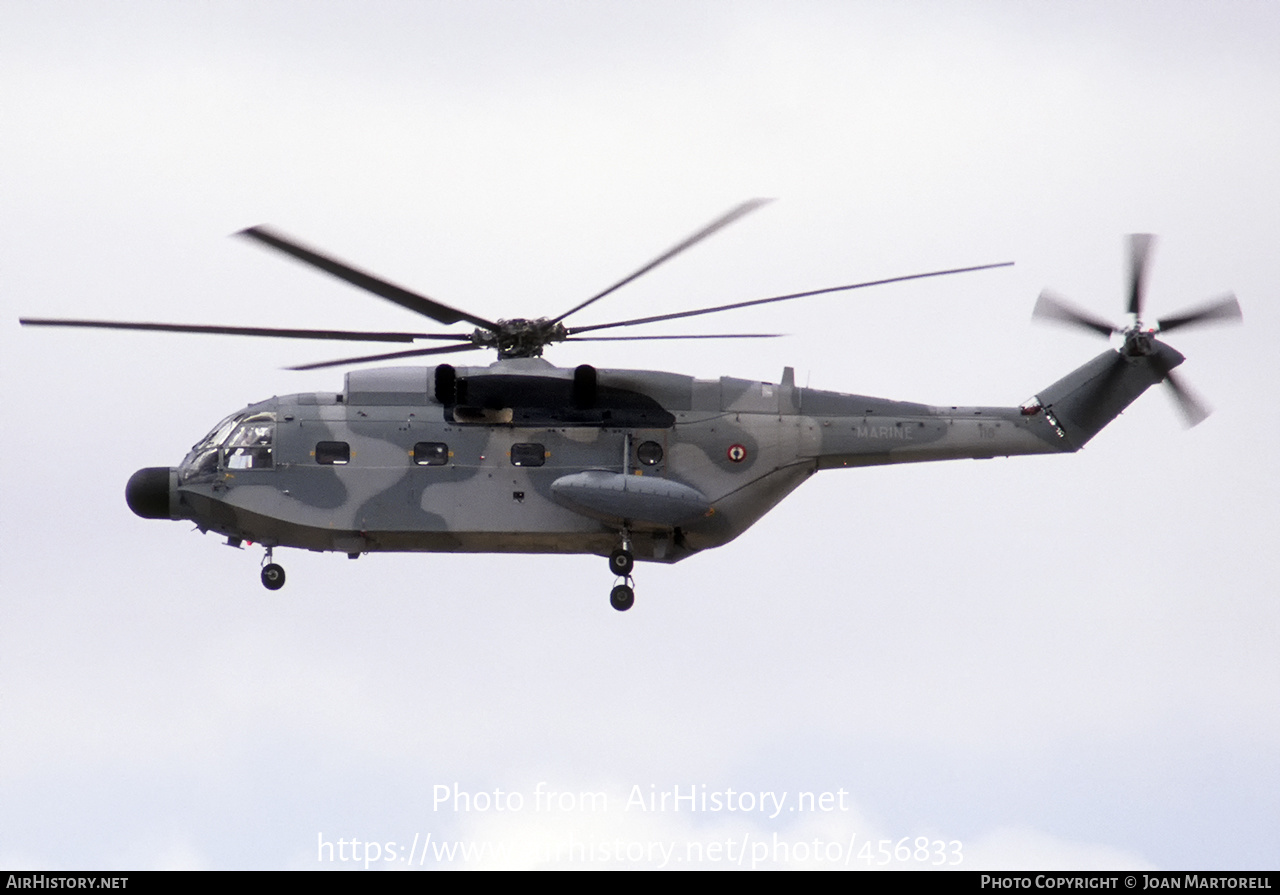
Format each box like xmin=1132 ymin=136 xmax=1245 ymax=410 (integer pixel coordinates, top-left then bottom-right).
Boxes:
xmin=261 ymin=564 xmax=285 ymax=590
xmin=260 ymin=547 xmax=286 ymax=591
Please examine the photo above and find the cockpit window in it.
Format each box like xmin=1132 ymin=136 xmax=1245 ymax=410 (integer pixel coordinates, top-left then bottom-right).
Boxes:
xmin=180 ymin=412 xmax=244 ymax=483
xmin=222 ymin=412 xmax=276 ymax=470
xmin=193 ymin=413 xmax=240 ymax=451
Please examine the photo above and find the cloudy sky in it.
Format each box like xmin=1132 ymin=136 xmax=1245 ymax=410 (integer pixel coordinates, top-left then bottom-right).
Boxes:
xmin=2 ymin=0 xmax=1277 ymax=870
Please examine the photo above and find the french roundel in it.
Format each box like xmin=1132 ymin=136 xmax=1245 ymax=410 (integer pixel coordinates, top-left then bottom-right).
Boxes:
xmin=727 ymin=444 xmax=747 ymax=463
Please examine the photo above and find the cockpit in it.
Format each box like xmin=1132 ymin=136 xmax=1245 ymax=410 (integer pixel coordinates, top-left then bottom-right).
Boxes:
xmin=179 ymin=411 xmax=276 ymax=483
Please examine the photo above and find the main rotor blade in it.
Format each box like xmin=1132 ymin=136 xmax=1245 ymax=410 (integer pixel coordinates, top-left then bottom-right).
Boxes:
xmin=238 ymin=226 xmax=499 ymax=331
xmin=1163 ymin=369 xmax=1210 ymax=427
xmin=1156 ymin=294 xmax=1242 ymax=334
xmin=549 ymin=199 xmax=772 ymax=325
xmin=286 ymin=342 xmax=483 ymax=371
xmin=19 ymin=317 xmax=465 ymax=343
xmin=1031 ymin=290 xmax=1118 ymax=338
xmin=1127 ymin=233 xmax=1155 ymax=318
xmin=566 ymin=333 xmax=783 ymax=342
xmin=568 ymin=262 xmax=1014 ymax=336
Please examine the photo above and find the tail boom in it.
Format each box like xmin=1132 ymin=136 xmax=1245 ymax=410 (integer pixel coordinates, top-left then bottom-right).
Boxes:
xmin=806 ymin=345 xmax=1180 ymax=470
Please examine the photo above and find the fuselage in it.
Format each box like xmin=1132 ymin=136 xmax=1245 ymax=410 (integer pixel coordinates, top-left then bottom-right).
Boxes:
xmin=127 ymin=356 xmax=1093 ymax=564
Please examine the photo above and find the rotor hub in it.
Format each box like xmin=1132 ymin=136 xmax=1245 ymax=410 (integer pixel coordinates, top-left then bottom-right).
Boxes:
xmin=1121 ymin=326 xmax=1156 ymax=357
xmin=472 ymin=318 xmax=569 ymax=359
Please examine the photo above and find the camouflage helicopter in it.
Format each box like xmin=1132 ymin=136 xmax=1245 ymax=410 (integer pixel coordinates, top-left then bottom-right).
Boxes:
xmin=20 ymin=202 xmax=1240 ymax=610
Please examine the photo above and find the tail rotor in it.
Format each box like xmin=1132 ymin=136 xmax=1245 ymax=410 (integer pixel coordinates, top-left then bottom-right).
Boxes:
xmin=1032 ymin=234 xmax=1240 ymax=426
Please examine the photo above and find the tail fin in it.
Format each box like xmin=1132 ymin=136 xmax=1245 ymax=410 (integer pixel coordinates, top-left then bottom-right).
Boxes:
xmin=1035 ymin=342 xmax=1184 ymax=450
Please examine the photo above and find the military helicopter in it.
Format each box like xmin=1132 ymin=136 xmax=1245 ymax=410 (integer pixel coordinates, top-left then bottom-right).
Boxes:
xmin=20 ymin=202 xmax=1240 ymax=610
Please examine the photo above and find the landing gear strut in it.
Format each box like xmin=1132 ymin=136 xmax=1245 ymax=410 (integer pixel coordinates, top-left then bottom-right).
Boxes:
xmin=260 ymin=547 xmax=285 ymax=591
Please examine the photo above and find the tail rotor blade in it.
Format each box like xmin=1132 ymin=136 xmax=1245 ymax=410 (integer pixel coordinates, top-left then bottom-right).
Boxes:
xmin=1156 ymin=294 xmax=1242 ymax=335
xmin=1127 ymin=233 xmax=1155 ymax=318
xmin=1032 ymin=290 xmax=1118 ymax=338
xmin=1163 ymin=369 xmax=1211 ymax=427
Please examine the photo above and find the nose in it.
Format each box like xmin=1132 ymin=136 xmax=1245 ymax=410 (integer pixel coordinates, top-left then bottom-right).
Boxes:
xmin=126 ymin=467 xmax=176 ymax=519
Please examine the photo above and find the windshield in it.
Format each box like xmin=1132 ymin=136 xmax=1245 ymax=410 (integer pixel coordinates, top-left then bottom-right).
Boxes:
xmin=193 ymin=412 xmax=240 ymax=452
xmin=180 ymin=413 xmax=241 ymax=483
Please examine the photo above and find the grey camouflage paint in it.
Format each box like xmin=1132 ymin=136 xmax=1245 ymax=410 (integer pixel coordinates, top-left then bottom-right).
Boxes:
xmin=139 ymin=344 xmax=1180 ymax=565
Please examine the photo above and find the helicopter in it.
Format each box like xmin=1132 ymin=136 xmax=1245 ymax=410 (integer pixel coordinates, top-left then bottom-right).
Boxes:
xmin=20 ymin=202 xmax=1241 ymax=610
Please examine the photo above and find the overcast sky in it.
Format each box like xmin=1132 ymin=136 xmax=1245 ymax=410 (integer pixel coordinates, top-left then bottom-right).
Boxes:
xmin=2 ymin=0 xmax=1277 ymax=870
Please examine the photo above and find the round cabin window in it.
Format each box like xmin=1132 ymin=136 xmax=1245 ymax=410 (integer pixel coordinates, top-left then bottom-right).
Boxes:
xmin=636 ymin=440 xmax=663 ymax=466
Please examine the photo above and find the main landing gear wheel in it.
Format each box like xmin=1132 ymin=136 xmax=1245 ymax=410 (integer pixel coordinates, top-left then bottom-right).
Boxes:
xmin=610 ymin=582 xmax=635 ymax=612
xmin=261 ymin=563 xmax=285 ymax=591
xmin=608 ymin=548 xmax=634 ymax=576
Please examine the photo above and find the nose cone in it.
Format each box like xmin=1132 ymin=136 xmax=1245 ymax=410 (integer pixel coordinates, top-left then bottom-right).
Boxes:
xmin=126 ymin=467 xmax=175 ymax=519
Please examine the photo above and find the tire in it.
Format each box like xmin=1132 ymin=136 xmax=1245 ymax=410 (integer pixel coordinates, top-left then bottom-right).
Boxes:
xmin=261 ymin=563 xmax=286 ymax=591
xmin=610 ymin=584 xmax=634 ymax=612
xmin=608 ymin=548 xmax=634 ymax=576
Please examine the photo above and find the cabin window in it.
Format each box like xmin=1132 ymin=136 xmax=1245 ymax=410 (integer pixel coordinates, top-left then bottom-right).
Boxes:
xmin=222 ymin=413 xmax=275 ymax=470
xmin=413 ymin=442 xmax=449 ymax=466
xmin=315 ymin=441 xmax=350 ymax=465
xmin=636 ymin=440 xmax=663 ymax=466
xmin=510 ymin=443 xmax=546 ymax=467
